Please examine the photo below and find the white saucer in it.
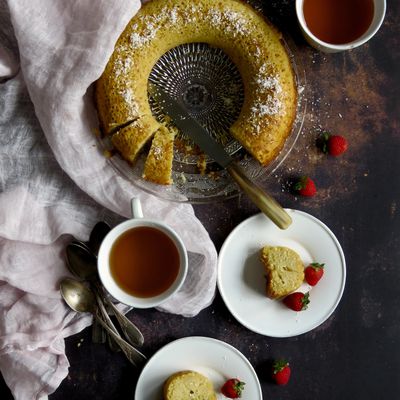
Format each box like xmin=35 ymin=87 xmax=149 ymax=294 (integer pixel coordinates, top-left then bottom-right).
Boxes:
xmin=217 ymin=210 xmax=346 ymax=337
xmin=135 ymin=336 xmax=262 ymax=400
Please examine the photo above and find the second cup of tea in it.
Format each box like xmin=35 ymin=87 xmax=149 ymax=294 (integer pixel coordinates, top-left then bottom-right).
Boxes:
xmin=295 ymin=0 xmax=386 ymax=53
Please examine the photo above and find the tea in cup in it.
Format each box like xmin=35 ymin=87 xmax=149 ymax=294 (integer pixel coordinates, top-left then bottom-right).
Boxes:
xmin=296 ymin=0 xmax=386 ymax=52
xmin=98 ymin=198 xmax=188 ymax=308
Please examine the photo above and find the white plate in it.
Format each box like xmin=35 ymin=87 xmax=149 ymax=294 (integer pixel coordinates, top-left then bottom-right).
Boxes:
xmin=217 ymin=210 xmax=346 ymax=337
xmin=134 ymin=336 xmax=262 ymax=400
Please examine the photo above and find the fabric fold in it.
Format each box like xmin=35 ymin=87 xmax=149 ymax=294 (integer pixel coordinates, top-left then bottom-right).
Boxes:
xmin=0 ymin=1 xmax=218 ymax=399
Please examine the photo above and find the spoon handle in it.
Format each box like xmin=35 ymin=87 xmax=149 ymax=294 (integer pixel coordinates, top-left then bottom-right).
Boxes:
xmin=104 ymin=297 xmax=145 ymax=347
xmin=95 ymin=282 xmax=144 ymax=347
xmin=91 ymin=315 xmax=107 ymax=344
xmin=95 ymin=313 xmax=147 ymax=366
xmin=94 ymin=292 xmax=121 ymax=352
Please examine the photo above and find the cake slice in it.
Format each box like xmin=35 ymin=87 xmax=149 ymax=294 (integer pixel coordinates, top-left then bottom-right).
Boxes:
xmin=142 ymin=125 xmax=175 ymax=185
xmin=110 ymin=115 xmax=160 ymax=164
xmin=260 ymin=246 xmax=304 ymax=299
xmin=164 ymin=370 xmax=216 ymax=400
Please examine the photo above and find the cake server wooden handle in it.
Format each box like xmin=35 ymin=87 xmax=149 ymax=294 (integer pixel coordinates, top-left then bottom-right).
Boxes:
xmin=226 ymin=162 xmax=292 ymax=230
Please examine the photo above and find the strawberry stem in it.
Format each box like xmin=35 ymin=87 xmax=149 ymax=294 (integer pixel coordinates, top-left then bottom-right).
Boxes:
xmin=273 ymin=359 xmax=289 ymax=373
xmin=234 ymin=380 xmax=245 ymax=396
xmin=310 ymin=262 xmax=325 ymax=269
xmin=294 ymin=176 xmax=307 ymax=191
xmin=301 ymin=292 xmax=310 ymax=310
xmin=320 ymin=132 xmax=331 ymax=154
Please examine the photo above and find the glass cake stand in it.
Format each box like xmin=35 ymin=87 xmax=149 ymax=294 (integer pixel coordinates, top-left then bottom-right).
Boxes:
xmin=98 ymin=38 xmax=306 ymax=204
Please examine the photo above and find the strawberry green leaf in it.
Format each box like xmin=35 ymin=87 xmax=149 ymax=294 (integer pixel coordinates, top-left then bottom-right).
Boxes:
xmin=301 ymin=292 xmax=310 ymax=310
xmin=273 ymin=359 xmax=289 ymax=373
xmin=294 ymin=176 xmax=307 ymax=191
xmin=310 ymin=262 xmax=325 ymax=269
xmin=320 ymin=132 xmax=330 ymax=153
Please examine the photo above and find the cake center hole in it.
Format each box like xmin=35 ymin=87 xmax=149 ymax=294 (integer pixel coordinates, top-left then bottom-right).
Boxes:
xmin=148 ymin=42 xmax=244 ymax=158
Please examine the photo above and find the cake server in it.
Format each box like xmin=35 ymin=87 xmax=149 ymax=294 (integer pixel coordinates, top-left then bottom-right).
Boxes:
xmin=150 ymin=85 xmax=292 ymax=230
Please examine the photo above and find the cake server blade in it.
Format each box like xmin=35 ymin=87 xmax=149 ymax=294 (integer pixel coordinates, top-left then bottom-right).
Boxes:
xmin=150 ymin=84 xmax=292 ymax=230
xmin=151 ymin=88 xmax=232 ymax=168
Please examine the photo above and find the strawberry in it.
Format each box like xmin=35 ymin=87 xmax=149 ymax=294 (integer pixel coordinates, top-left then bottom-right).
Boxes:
xmin=272 ymin=359 xmax=291 ymax=385
xmin=320 ymin=132 xmax=348 ymax=156
xmin=221 ymin=378 xmax=245 ymax=398
xmin=304 ymin=262 xmax=325 ymax=286
xmin=283 ymin=292 xmax=310 ymax=311
xmin=294 ymin=176 xmax=317 ymax=197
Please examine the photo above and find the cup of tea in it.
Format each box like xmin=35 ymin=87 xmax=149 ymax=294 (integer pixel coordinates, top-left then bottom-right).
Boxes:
xmin=98 ymin=198 xmax=188 ymax=308
xmin=295 ymin=0 xmax=386 ymax=53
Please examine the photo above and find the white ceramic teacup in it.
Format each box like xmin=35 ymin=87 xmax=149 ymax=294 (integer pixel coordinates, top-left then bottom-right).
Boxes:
xmin=98 ymin=198 xmax=188 ymax=308
xmin=295 ymin=0 xmax=386 ymax=53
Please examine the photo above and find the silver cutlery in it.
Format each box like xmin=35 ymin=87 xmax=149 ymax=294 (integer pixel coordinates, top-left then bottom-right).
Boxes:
xmin=60 ymin=278 xmax=146 ymax=366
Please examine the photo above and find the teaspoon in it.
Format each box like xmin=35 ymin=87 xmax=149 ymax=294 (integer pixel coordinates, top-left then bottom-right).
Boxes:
xmin=66 ymin=240 xmax=106 ymax=344
xmin=60 ymin=278 xmax=146 ymax=366
xmin=72 ymin=221 xmax=111 ymax=255
xmin=66 ymin=242 xmax=145 ymax=347
xmin=88 ymin=221 xmax=111 ymax=255
xmin=69 ymin=222 xmax=112 ymax=344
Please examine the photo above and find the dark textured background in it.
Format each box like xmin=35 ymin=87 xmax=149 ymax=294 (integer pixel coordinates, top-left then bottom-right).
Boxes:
xmin=1 ymin=0 xmax=400 ymax=399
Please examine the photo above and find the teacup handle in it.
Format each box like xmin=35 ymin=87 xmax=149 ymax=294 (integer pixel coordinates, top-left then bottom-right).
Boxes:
xmin=131 ymin=198 xmax=143 ymax=219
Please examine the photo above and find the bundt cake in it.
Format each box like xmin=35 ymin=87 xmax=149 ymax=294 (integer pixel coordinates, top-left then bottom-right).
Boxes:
xmin=261 ymin=246 xmax=304 ymax=299
xmin=96 ymin=0 xmax=297 ymax=184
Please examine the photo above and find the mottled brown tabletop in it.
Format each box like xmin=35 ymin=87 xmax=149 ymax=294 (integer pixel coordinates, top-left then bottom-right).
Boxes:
xmin=2 ymin=1 xmax=399 ymax=399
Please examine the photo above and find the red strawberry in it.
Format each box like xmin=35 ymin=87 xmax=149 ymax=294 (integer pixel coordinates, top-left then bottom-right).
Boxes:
xmin=221 ymin=378 xmax=245 ymax=398
xmin=294 ymin=176 xmax=317 ymax=197
xmin=283 ymin=292 xmax=310 ymax=311
xmin=304 ymin=262 xmax=325 ymax=286
xmin=320 ymin=132 xmax=348 ymax=156
xmin=272 ymin=359 xmax=291 ymax=385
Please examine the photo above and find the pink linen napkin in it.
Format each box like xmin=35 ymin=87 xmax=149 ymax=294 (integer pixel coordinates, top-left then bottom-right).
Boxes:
xmin=0 ymin=1 xmax=218 ymax=399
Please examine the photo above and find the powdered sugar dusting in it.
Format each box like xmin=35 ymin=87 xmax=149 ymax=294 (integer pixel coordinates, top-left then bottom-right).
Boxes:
xmin=152 ymin=145 xmax=162 ymax=160
xmin=249 ymin=62 xmax=284 ymax=125
xmin=251 ymin=97 xmax=282 ymax=117
xmin=206 ymin=8 xmax=251 ymax=37
xmin=130 ymin=25 xmax=157 ymax=48
xmin=256 ymin=75 xmax=283 ymax=93
xmin=223 ymin=10 xmax=251 ymax=36
xmin=113 ymin=56 xmax=132 ymax=77
xmin=170 ymin=8 xmax=178 ymax=24
xmin=130 ymin=6 xmax=181 ymax=48
xmin=129 ymin=4 xmax=254 ymax=50
xmin=119 ymin=88 xmax=139 ymax=116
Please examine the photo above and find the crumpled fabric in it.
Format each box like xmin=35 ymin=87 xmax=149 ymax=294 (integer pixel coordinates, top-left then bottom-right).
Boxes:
xmin=0 ymin=1 xmax=218 ymax=399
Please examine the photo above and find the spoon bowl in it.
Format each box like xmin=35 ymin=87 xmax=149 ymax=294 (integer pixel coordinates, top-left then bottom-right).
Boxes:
xmin=60 ymin=277 xmax=147 ymax=365
xmin=66 ymin=242 xmax=98 ymax=280
xmin=60 ymin=277 xmax=96 ymax=313
xmin=66 ymin=241 xmax=145 ymax=347
xmin=89 ymin=221 xmax=111 ymax=255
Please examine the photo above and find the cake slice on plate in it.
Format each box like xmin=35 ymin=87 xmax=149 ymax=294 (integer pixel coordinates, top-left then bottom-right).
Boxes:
xmin=261 ymin=246 xmax=304 ymax=299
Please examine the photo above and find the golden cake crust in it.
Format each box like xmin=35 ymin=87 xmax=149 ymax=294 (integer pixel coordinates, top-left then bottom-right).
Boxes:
xmin=261 ymin=246 xmax=304 ymax=299
xmin=143 ymin=125 xmax=175 ymax=185
xmin=95 ymin=0 xmax=297 ymax=182
xmin=110 ymin=115 xmax=160 ymax=164
xmin=163 ymin=370 xmax=216 ymax=400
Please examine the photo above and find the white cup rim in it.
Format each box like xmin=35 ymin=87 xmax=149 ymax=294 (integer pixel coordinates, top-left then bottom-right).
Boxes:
xmin=98 ymin=218 xmax=188 ymax=308
xmin=295 ymin=0 xmax=386 ymax=52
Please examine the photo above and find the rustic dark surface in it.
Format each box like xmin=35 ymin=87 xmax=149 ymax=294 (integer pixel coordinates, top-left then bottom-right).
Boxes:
xmin=1 ymin=0 xmax=400 ymax=399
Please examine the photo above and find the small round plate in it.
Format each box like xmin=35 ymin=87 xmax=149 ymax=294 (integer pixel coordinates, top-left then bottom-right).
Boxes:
xmin=217 ymin=210 xmax=346 ymax=338
xmin=134 ymin=336 xmax=262 ymax=400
